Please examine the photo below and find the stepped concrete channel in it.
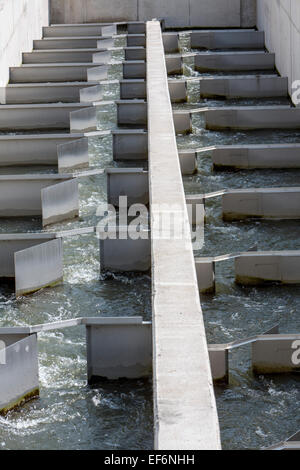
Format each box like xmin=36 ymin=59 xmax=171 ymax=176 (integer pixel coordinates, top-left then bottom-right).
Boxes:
xmin=0 ymin=17 xmax=299 ymax=451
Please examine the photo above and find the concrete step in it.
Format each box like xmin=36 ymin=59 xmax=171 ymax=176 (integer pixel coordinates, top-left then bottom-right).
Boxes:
xmin=126 ymin=33 xmax=179 ymax=53
xmin=1 ymin=82 xmax=103 ymax=104
xmin=199 ymin=75 xmax=288 ymax=98
xmin=191 ymin=30 xmax=265 ymax=50
xmin=207 ymin=144 xmax=300 ymax=169
xmin=119 ymin=79 xmax=187 ymax=102
xmin=195 ymin=51 xmax=275 ymax=72
xmin=0 ymin=133 xmax=87 ymax=167
xmin=202 ymin=106 xmax=300 ymax=130
xmin=23 ymin=49 xmax=111 ymax=64
xmin=33 ymin=36 xmax=114 ymax=50
xmin=10 ymin=63 xmax=108 ymax=83
xmin=43 ymin=24 xmax=116 ymax=38
xmin=0 ymin=102 xmax=102 ymax=131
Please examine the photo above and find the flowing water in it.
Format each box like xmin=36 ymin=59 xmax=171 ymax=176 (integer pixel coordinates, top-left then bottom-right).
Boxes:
xmin=178 ymin=33 xmax=300 ymax=449
xmin=0 ymin=32 xmax=299 ymax=450
xmin=0 ymin=38 xmax=153 ymax=451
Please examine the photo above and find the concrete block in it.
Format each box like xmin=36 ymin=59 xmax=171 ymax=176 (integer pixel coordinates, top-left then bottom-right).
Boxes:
xmin=0 ymin=103 xmax=95 ymax=131
xmin=0 ymin=233 xmax=57 ymax=279
xmin=168 ymin=80 xmax=187 ymax=102
xmin=211 ymin=144 xmax=300 ymax=169
xmin=1 ymin=82 xmax=103 ymax=105
xmin=15 ymin=239 xmax=63 ymax=296
xmin=123 ymin=60 xmax=146 ymax=79
xmin=166 ymin=56 xmax=182 ymax=75
xmin=235 ymin=251 xmax=300 ymax=285
xmin=163 ymin=33 xmax=179 ymax=53
xmin=222 ymin=187 xmax=300 ymax=220
xmin=0 ymin=174 xmax=75 ymax=218
xmin=178 ymin=150 xmax=197 ymax=174
xmin=43 ymin=24 xmax=115 ymax=37
xmin=120 ymin=79 xmax=146 ymax=100
xmin=124 ymin=47 xmax=146 ymax=61
xmin=195 ymin=51 xmax=275 ymax=72
xmin=0 ymin=134 xmax=84 ymax=167
xmin=208 ymin=346 xmax=229 ymax=383
xmin=112 ymin=129 xmax=148 ymax=161
xmin=173 ymin=110 xmax=192 ymax=134
xmin=22 ymin=49 xmax=111 ymax=64
xmin=10 ymin=64 xmax=108 ymax=83
xmin=106 ymin=168 xmax=149 ymax=206
xmin=33 ymin=37 xmax=114 ymax=50
xmin=200 ymin=75 xmax=288 ymax=99
xmin=127 ymin=34 xmax=146 ymax=47
xmin=0 ymin=335 xmax=39 ymax=414
xmin=70 ymin=106 xmax=97 ymax=132
xmin=41 ymin=179 xmax=79 ymax=226
xmin=191 ymin=30 xmax=265 ymax=50
xmin=86 ymin=318 xmax=152 ymax=382
xmin=252 ymin=335 xmax=300 ymax=374
xmin=204 ymin=106 xmax=299 ymax=130
xmin=127 ymin=22 xmax=146 ymax=34
xmin=195 ymin=258 xmax=215 ymax=294
xmin=100 ymin=229 xmax=151 ymax=273
xmin=116 ymin=100 xmax=147 ymax=127
xmin=58 ymin=138 xmax=89 ymax=172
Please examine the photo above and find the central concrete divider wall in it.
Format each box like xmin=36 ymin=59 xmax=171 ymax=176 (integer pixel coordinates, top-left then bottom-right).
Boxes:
xmin=50 ymin=0 xmax=256 ymax=28
xmin=146 ymin=20 xmax=221 ymax=450
xmin=0 ymin=0 xmax=49 ymax=86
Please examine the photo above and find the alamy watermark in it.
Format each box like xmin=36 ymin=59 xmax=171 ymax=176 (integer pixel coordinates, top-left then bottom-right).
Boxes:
xmin=95 ymin=196 xmax=205 ymax=250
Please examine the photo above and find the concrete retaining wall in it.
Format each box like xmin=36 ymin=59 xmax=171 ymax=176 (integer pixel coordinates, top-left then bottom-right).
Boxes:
xmin=0 ymin=0 xmax=49 ymax=87
xmin=257 ymin=0 xmax=300 ymax=104
xmin=50 ymin=0 xmax=256 ymax=28
xmin=147 ymin=20 xmax=220 ymax=450
xmin=0 ymin=335 xmax=39 ymax=414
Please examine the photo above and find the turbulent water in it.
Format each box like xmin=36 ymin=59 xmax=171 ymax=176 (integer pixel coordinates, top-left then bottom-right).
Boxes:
xmin=0 ymin=33 xmax=299 ymax=450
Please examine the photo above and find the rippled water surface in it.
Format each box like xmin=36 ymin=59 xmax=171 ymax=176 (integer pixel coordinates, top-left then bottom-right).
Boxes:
xmin=178 ymin=33 xmax=300 ymax=450
xmin=0 ymin=38 xmax=153 ymax=450
xmin=1 ymin=32 xmax=299 ymax=451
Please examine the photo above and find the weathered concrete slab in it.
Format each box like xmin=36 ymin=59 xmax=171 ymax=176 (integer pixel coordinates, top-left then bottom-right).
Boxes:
xmin=0 ymin=174 xmax=75 ymax=218
xmin=123 ymin=60 xmax=146 ymax=79
xmin=0 ymin=335 xmax=39 ymax=415
xmin=99 ymin=229 xmax=151 ymax=273
xmin=43 ymin=24 xmax=116 ymax=37
xmin=0 ymin=233 xmax=57 ymax=279
xmin=112 ymin=129 xmax=148 ymax=161
xmin=41 ymin=179 xmax=79 ymax=226
xmin=10 ymin=64 xmax=108 ymax=83
xmin=33 ymin=37 xmax=114 ymax=50
xmin=120 ymin=79 xmax=187 ymax=102
xmin=23 ymin=49 xmax=111 ymax=64
xmin=235 ymin=251 xmax=300 ymax=285
xmin=124 ymin=46 xmax=146 ymax=61
xmin=195 ymin=51 xmax=275 ymax=72
xmin=191 ymin=30 xmax=265 ymax=49
xmin=0 ymin=103 xmax=96 ymax=131
xmin=222 ymin=187 xmax=300 ymax=220
xmin=58 ymin=138 xmax=89 ymax=172
xmin=106 ymin=168 xmax=149 ymax=206
xmin=210 ymin=144 xmax=300 ymax=169
xmin=147 ymin=21 xmax=220 ymax=451
xmin=86 ymin=318 xmax=152 ymax=382
xmin=200 ymin=75 xmax=288 ymax=99
xmin=203 ymin=106 xmax=298 ymax=130
xmin=116 ymin=99 xmax=147 ymax=127
xmin=15 ymin=239 xmax=63 ymax=296
xmin=1 ymin=82 xmax=103 ymax=104
xmin=0 ymin=134 xmax=85 ymax=167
